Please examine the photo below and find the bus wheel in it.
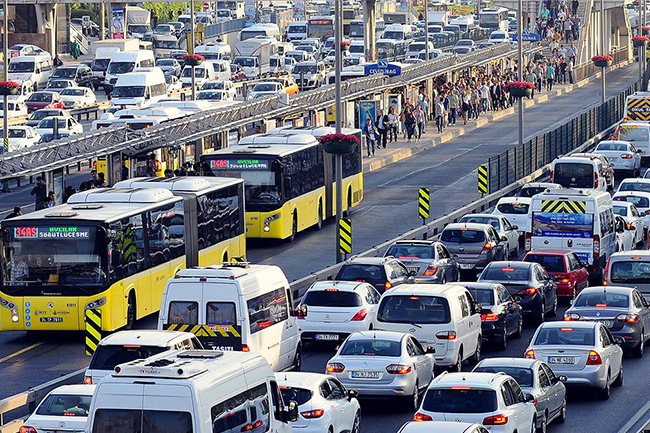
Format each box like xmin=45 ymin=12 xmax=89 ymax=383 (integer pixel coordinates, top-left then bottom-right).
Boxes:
xmin=343 ymin=189 xmax=352 ymax=217
xmin=125 ymin=292 xmax=136 ymax=330
xmin=314 ymin=202 xmax=323 ymax=230
xmin=287 ymin=213 xmax=297 ymax=242
xmin=223 ymin=252 xmax=228 ymax=263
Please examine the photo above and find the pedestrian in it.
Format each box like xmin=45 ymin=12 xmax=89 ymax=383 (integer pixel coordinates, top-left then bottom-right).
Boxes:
xmin=30 ymin=176 xmax=47 ymax=211
xmin=567 ymin=58 xmax=574 ymax=84
xmin=164 ymin=169 xmax=174 ymax=178
xmin=4 ymin=206 xmax=21 ymax=220
xmin=571 ymin=0 xmax=579 ymax=16
xmin=414 ymin=105 xmax=425 ymax=140
xmin=375 ymin=109 xmax=389 ymax=149
xmin=48 ymin=191 xmax=56 ymax=206
xmin=559 ymin=57 xmax=568 ymax=83
xmin=363 ymin=118 xmax=378 ymax=157
xmin=387 ymin=106 xmax=399 ymax=143
xmin=447 ymin=90 xmax=459 ymax=125
xmin=404 ymin=107 xmax=417 ymax=142
xmin=435 ymin=97 xmax=446 ymax=133
xmin=43 ymin=197 xmax=53 ymax=209
xmin=546 ymin=61 xmax=555 ymax=91
xmin=461 ymin=90 xmax=470 ymax=125
xmin=64 ymin=185 xmax=76 ymax=202
xmin=70 ymin=41 xmax=80 ymax=60
xmin=564 ymin=18 xmax=572 ymax=43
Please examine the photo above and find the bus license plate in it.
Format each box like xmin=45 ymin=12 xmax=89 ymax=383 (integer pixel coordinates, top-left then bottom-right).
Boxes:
xmin=315 ymin=334 xmax=339 ymax=341
xmin=351 ymin=371 xmax=381 ymax=379
xmin=548 ymin=356 xmax=575 ymax=364
xmin=39 ymin=317 xmax=63 ymax=323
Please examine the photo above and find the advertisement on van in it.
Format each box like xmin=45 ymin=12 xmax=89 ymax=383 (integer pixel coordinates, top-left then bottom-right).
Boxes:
xmin=532 ymin=213 xmax=594 ymax=238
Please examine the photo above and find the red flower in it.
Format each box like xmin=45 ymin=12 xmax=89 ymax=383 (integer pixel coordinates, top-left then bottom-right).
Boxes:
xmin=318 ymin=133 xmax=359 ymax=146
xmin=643 ymin=26 xmax=650 ymax=30
xmin=503 ymin=81 xmax=535 ymax=92
xmin=591 ymin=55 xmax=613 ymax=62
xmin=182 ymin=54 xmax=205 ymax=61
xmin=340 ymin=41 xmax=351 ymax=47
xmin=0 ymin=81 xmax=20 ymax=89
xmin=633 ymin=36 xmax=650 ymax=42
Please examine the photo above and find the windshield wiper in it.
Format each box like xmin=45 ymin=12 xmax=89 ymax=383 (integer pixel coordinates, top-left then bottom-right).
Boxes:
xmin=409 ymin=322 xmax=422 ymax=328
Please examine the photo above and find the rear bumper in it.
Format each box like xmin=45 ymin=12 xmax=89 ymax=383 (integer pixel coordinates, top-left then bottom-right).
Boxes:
xmin=338 ymin=376 xmax=417 ymax=397
xmin=481 ymin=321 xmax=507 ymax=341
xmin=554 ymin=282 xmax=574 ymax=298
xmin=610 ymin=324 xmax=644 ymax=347
xmin=560 ymin=365 xmax=608 ymax=389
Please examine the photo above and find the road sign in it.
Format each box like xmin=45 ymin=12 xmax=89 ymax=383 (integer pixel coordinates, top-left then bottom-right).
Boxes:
xmin=512 ymin=30 xmax=541 ymax=42
xmin=478 ymin=164 xmax=489 ymax=194
xmin=364 ymin=62 xmax=402 ymax=77
xmin=85 ymin=309 xmax=102 ymax=356
xmin=203 ymin=2 xmax=210 ymax=10
xmin=339 ymin=218 xmax=352 ymax=254
xmin=418 ymin=188 xmax=430 ymax=219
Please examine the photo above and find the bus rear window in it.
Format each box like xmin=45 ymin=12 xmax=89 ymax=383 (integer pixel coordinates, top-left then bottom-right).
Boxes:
xmin=553 ymin=163 xmax=594 ymax=188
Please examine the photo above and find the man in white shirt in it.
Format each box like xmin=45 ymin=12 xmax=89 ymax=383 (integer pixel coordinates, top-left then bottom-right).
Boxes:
xmin=480 ymin=83 xmax=490 ymax=112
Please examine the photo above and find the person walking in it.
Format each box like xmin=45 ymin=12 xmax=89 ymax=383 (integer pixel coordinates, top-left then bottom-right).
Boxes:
xmin=435 ymin=97 xmax=446 ymax=133
xmin=30 ymin=176 xmax=47 ymax=211
xmin=375 ymin=109 xmax=389 ymax=149
xmin=414 ymin=105 xmax=425 ymax=140
xmin=363 ymin=118 xmax=378 ymax=157
xmin=567 ymin=58 xmax=574 ymax=84
xmin=403 ymin=106 xmax=416 ymax=142
xmin=447 ymin=90 xmax=459 ymax=125
xmin=546 ymin=61 xmax=556 ymax=91
xmin=387 ymin=106 xmax=399 ymax=143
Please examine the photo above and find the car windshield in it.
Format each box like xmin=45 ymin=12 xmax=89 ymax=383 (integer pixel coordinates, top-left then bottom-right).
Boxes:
xmin=36 ymin=394 xmax=93 ymax=417
xmin=497 ymin=202 xmax=529 ymax=214
xmin=253 ymin=83 xmax=278 ymax=92
xmin=574 ymin=292 xmax=630 ymax=308
xmin=610 ymin=260 xmax=650 ymax=283
xmin=89 ymin=345 xmax=168 ymax=370
xmin=279 ymin=387 xmax=312 ymax=406
xmin=467 ymin=288 xmax=494 ymax=306
xmin=618 ymin=125 xmax=650 ymax=141
xmin=385 ymin=244 xmax=435 ymax=259
xmin=107 ymin=61 xmax=135 ymax=74
xmin=459 ymin=216 xmax=500 ymax=230
xmin=340 ymin=339 xmax=402 ymax=356
xmin=614 ymin=195 xmax=650 ymax=209
xmin=61 ymin=88 xmax=85 ymax=96
xmin=294 ymin=64 xmax=317 ymax=74
xmin=156 ymin=59 xmax=174 ymax=66
xmin=519 ymin=187 xmax=548 ymax=197
xmin=112 ymin=86 xmax=145 ymax=98
xmin=440 ymin=229 xmax=485 ymax=244
xmin=481 ymin=266 xmax=530 ymax=281
xmin=202 ymin=81 xmax=225 ymax=89
xmin=303 ymin=290 xmax=362 ymax=307
xmin=534 ymin=327 xmax=595 ymax=345
xmin=52 ymin=68 xmax=76 ymax=79
xmin=1 ymin=129 xmax=26 ymax=138
xmin=28 ymin=93 xmax=52 ymax=102
xmin=48 ymin=81 xmax=70 ymax=88
xmin=337 ymin=264 xmax=384 ymax=281
xmin=619 ymin=181 xmax=650 ymax=193
xmin=155 ymin=40 xmax=179 ymax=49
xmin=197 ymin=91 xmax=225 ymax=100
xmin=37 ymin=118 xmax=66 ymax=128
xmin=524 ymin=254 xmax=566 ymax=272
xmin=422 ymin=389 xmax=498 ymax=413
xmin=234 ymin=57 xmax=255 ymax=67
xmin=377 ymin=295 xmax=451 ymax=324
xmin=473 ymin=367 xmax=534 ymax=387
xmin=455 ymin=47 xmax=471 ymax=53
xmin=8 ymin=62 xmax=34 ymax=72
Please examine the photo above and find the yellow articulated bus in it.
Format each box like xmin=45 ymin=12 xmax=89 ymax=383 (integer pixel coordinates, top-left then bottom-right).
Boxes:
xmin=0 ymin=178 xmax=245 ymax=332
xmin=200 ymin=129 xmax=363 ymax=240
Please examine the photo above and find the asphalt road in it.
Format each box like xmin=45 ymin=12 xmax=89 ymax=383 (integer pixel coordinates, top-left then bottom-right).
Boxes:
xmin=0 ymin=63 xmax=646 ymax=433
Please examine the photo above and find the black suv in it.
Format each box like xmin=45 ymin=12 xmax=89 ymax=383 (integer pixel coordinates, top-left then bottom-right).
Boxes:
xmin=334 ymin=257 xmax=410 ymax=293
xmin=49 ymin=64 xmax=94 ymax=89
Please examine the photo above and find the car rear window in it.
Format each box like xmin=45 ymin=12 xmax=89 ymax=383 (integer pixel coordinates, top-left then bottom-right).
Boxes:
xmin=467 ymin=288 xmax=494 ymax=306
xmin=422 ymin=389 xmax=498 ymax=413
xmin=303 ymin=290 xmax=362 ymax=307
xmin=377 ymin=295 xmax=451 ymax=324
xmin=496 ymin=202 xmax=529 ymax=214
xmin=618 ymin=125 xmax=650 ymax=141
xmin=340 ymin=339 xmax=402 ymax=356
xmin=36 ymin=394 xmax=93 ymax=416
xmin=481 ymin=266 xmax=530 ymax=281
xmin=336 ymin=264 xmax=385 ymax=281
xmin=89 ymin=345 xmax=168 ymax=370
xmin=459 ymin=216 xmax=500 ymax=229
xmin=610 ymin=260 xmax=650 ymax=284
xmin=386 ymin=244 xmax=435 ymax=259
xmin=574 ymin=292 xmax=629 ymax=308
xmin=518 ymin=187 xmax=546 ymax=198
xmin=473 ymin=367 xmax=533 ymax=387
xmin=534 ymin=327 xmax=595 ymax=346
xmin=597 ymin=142 xmax=630 ymax=152
xmin=553 ymin=162 xmax=594 ymax=188
xmin=613 ymin=195 xmax=650 ymax=209
xmin=613 ymin=205 xmax=628 ymax=216
xmin=618 ymin=182 xmax=650 ymax=193
xmin=440 ymin=229 xmax=485 ymax=243
xmin=524 ymin=254 xmax=566 ymax=273
xmin=280 ymin=387 xmax=313 ymax=406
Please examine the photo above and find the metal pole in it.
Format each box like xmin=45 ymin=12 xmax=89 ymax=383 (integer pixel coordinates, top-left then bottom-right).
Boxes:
xmin=100 ymin=2 xmax=106 ymax=41
xmin=517 ymin=0 xmax=523 ymax=150
xmin=600 ymin=0 xmax=605 ymax=104
xmin=335 ymin=0 xmax=344 ymax=263
xmin=2 ymin=0 xmax=8 ymax=193
xmin=191 ymin=65 xmax=196 ymax=100
xmin=424 ymin=0 xmax=429 ymax=61
xmin=190 ymin=0 xmax=195 ymax=55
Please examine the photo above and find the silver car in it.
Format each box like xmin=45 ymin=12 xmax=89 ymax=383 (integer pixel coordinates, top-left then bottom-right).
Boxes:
xmin=326 ymin=330 xmax=435 ymax=411
xmin=524 ymin=321 xmax=623 ymax=400
xmin=384 ymin=240 xmax=460 ymax=284
xmin=458 ymin=214 xmax=520 ymax=258
xmin=473 ymin=358 xmax=567 ymax=431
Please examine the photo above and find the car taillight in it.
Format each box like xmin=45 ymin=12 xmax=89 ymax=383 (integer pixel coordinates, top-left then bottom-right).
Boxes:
xmin=84 ymin=376 xmax=92 ymax=384
xmin=436 ymin=331 xmax=456 ymax=340
xmin=351 ymin=309 xmax=368 ymax=321
xmin=564 ymin=312 xmax=581 ymax=321
xmin=301 ymin=409 xmax=325 ymax=418
xmin=242 ymin=344 xmax=250 ymax=352
xmin=525 ymin=232 xmax=531 ymax=252
xmin=587 ymin=350 xmax=602 ymax=365
xmin=594 ymin=234 xmax=600 ymax=258
xmin=423 ymin=266 xmax=438 ymax=276
xmin=413 ymin=413 xmax=433 ymax=422
xmin=621 ymin=154 xmax=634 ymax=159
xmin=524 ymin=349 xmax=535 ymax=359
xmin=481 ymin=242 xmax=492 ymax=253
xmin=483 ymin=415 xmax=509 ymax=425
xmin=480 ymin=312 xmax=500 ymax=321
xmin=617 ymin=313 xmax=640 ymax=323
xmin=240 ymin=423 xmax=254 ymax=431
xmin=550 ymin=169 xmax=554 ymax=182
xmin=385 ymin=281 xmax=393 ymax=290
xmin=594 ymin=171 xmax=599 ymax=189
xmin=517 ymin=287 xmax=537 ymax=296
xmin=386 ymin=364 xmax=412 ymax=374
xmin=326 ymin=362 xmax=345 ymax=373
xmin=19 ymin=427 xmax=37 ymax=433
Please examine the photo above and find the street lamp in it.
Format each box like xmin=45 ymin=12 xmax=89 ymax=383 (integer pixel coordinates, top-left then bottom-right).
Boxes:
xmin=600 ymin=0 xmax=605 ymax=104
xmin=517 ymin=0 xmax=523 ymax=150
xmin=334 ymin=0 xmax=344 ymax=263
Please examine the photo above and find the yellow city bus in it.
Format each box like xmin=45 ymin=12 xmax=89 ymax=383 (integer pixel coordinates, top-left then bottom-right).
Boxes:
xmin=0 ymin=178 xmax=245 ymax=332
xmin=200 ymin=131 xmax=363 ymax=240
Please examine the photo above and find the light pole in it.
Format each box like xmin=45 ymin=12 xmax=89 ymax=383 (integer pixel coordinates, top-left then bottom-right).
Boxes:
xmin=335 ymin=0 xmax=344 ymax=263
xmin=424 ymin=0 xmax=429 ymax=61
xmin=3 ymin=0 xmax=8 ymax=162
xmin=517 ymin=0 xmax=523 ymax=150
xmin=190 ymin=0 xmax=196 ymax=100
xmin=600 ymin=0 xmax=605 ymax=104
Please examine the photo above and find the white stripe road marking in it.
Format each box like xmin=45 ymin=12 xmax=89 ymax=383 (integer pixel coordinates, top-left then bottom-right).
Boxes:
xmin=615 ymin=398 xmax=650 ymax=433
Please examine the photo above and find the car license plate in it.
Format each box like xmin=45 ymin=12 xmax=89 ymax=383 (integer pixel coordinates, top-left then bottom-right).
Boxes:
xmin=548 ymin=356 xmax=575 ymax=364
xmin=351 ymin=371 xmax=381 ymax=379
xmin=460 ymin=264 xmax=473 ymax=270
xmin=39 ymin=317 xmax=63 ymax=323
xmin=315 ymin=334 xmax=339 ymax=341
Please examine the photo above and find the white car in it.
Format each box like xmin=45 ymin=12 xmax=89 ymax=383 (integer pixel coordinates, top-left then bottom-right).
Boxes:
xmin=326 ymin=330 xmax=436 ymax=411
xmin=414 ymin=372 xmax=536 ymax=433
xmin=60 ymin=86 xmax=97 ymax=109
xmin=25 ymin=108 xmax=70 ymax=127
xmin=325 ymin=49 xmax=351 ymax=66
xmin=275 ymin=372 xmax=361 ymax=433
xmin=614 ymin=214 xmax=636 ymax=252
xmin=399 ymin=421 xmax=489 ymax=433
xmin=249 ymin=81 xmax=284 ymax=99
xmin=0 ymin=126 xmax=40 ymax=151
xmin=617 ymin=178 xmax=650 ymax=194
xmin=458 ymin=213 xmax=520 ymax=258
xmin=491 ymin=196 xmax=531 ymax=237
xmin=524 ymin=321 xmax=623 ymax=400
xmin=20 ymin=384 xmax=95 ymax=433
xmin=517 ymin=182 xmax=562 ymax=198
xmin=165 ymin=74 xmax=183 ymax=92
xmin=297 ymin=280 xmax=380 ymax=344
xmin=612 ymin=191 xmax=650 ymax=228
xmin=34 ymin=116 xmax=84 ymax=136
xmin=613 ymin=201 xmax=646 ymax=246
xmin=200 ymin=79 xmax=237 ymax=99
xmin=489 ymin=30 xmax=511 ymax=44
xmin=594 ymin=140 xmax=642 ymax=176
xmin=0 ymin=100 xmax=28 ymax=118
xmin=196 ymin=89 xmax=234 ymax=101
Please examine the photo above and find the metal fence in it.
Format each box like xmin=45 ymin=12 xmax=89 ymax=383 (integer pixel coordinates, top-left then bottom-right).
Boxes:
xmin=203 ymin=19 xmax=247 ymax=38
xmin=487 ymin=80 xmax=641 ymax=193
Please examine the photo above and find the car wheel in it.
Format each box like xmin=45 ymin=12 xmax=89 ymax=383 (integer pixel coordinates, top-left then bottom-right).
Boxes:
xmin=548 ymin=294 xmax=558 ymax=317
xmin=292 ymin=345 xmax=302 ymax=371
xmin=633 ymin=333 xmax=645 ymax=358
xmin=451 ymin=349 xmax=462 ymax=372
xmin=513 ymin=314 xmax=523 ymax=338
xmin=497 ymin=326 xmax=508 ymax=351
xmin=404 ymin=380 xmax=420 ymax=412
xmin=351 ymin=411 xmax=360 ymax=433
xmin=537 ymin=414 xmax=547 ymax=433
xmin=536 ymin=301 xmax=546 ymax=325
xmin=468 ymin=337 xmax=482 ymax=365
xmin=557 ymin=399 xmax=567 ymax=423
xmin=598 ymin=372 xmax=611 ymax=400
xmin=614 ymin=364 xmax=623 ymax=387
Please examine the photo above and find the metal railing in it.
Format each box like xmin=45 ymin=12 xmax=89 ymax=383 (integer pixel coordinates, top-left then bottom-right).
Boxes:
xmin=486 ymin=79 xmax=640 ymax=193
xmin=203 ymin=19 xmax=248 ymax=38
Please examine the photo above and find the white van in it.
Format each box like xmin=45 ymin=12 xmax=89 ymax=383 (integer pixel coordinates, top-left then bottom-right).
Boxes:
xmin=382 ymin=23 xmax=413 ymax=41
xmin=551 ymin=155 xmax=609 ymax=192
xmin=104 ymin=50 xmax=156 ymax=93
xmin=180 ymin=62 xmax=218 ymax=88
xmin=616 ymin=121 xmax=650 ymax=160
xmin=208 ymin=59 xmax=232 ymax=81
xmin=239 ymin=23 xmax=281 ymax=41
xmin=86 ymin=349 xmax=298 ymax=433
xmin=7 ymin=54 xmax=53 ymax=91
xmin=527 ymin=189 xmax=616 ymax=279
xmin=83 ymin=330 xmax=202 ymax=384
xmin=605 ymin=251 xmax=650 ymax=296
xmin=158 ymin=263 xmax=301 ymax=372
xmin=196 ymin=42 xmax=232 ymax=61
xmin=91 ymin=47 xmax=120 ymax=89
xmin=375 ymin=283 xmax=482 ymax=371
xmin=287 ymin=21 xmax=308 ymax=41
xmin=110 ymin=67 xmax=168 ymax=108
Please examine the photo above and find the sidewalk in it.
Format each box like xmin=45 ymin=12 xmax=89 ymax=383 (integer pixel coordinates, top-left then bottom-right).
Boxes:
xmin=362 ymin=58 xmax=635 ymax=174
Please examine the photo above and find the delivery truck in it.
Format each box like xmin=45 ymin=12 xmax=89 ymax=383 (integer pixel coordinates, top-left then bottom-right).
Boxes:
xmin=234 ymin=39 xmax=272 ymax=78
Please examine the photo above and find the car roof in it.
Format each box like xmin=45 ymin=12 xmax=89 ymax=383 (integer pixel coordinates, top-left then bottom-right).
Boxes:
xmin=496 ymin=196 xmax=532 ymax=204
xmin=485 ymin=261 xmax=534 ymax=269
xmin=274 ymin=372 xmax=333 ymax=388
xmin=431 ymin=372 xmax=508 ymax=387
xmin=345 ymin=256 xmax=393 ymax=265
xmin=525 ymin=249 xmax=572 ymax=256
xmin=308 ymin=280 xmax=370 ymax=292
xmin=609 ymin=250 xmax=650 ymax=259
xmin=47 ymin=384 xmax=97 ymax=395
xmin=347 ymin=330 xmax=406 ymax=341
xmin=521 ymin=182 xmax=561 ymax=188
xmin=459 ymin=213 xmax=501 ymax=220
xmin=444 ymin=222 xmax=492 ymax=231
xmin=577 ymin=285 xmax=634 ymax=296
xmin=386 ymin=283 xmax=467 ymax=296
xmin=475 ymin=357 xmax=537 ymax=369
xmin=620 ymin=178 xmax=650 ymax=184
xmin=99 ymin=330 xmax=195 ymax=346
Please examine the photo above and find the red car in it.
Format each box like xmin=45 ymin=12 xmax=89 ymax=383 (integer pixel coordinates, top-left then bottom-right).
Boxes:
xmin=25 ymin=91 xmax=64 ymax=113
xmin=523 ymin=249 xmax=589 ymax=300
xmin=230 ymin=63 xmax=246 ymax=82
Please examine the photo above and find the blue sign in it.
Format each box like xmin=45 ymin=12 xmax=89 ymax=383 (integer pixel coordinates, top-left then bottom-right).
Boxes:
xmin=364 ymin=62 xmax=402 ymax=76
xmin=532 ymin=213 xmax=594 ymax=239
xmin=512 ymin=30 xmax=541 ymax=42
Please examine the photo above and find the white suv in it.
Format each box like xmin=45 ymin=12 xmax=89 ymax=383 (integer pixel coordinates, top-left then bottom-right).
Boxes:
xmin=298 ymin=280 xmax=380 ymax=344
xmin=414 ymin=372 xmax=536 ymax=433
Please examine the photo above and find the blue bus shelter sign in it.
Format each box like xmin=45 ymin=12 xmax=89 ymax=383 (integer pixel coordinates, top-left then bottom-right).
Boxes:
xmin=364 ymin=60 xmax=402 ymax=76
xmin=512 ymin=30 xmax=541 ymax=42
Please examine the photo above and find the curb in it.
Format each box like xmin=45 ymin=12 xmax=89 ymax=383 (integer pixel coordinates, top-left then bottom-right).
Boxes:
xmin=362 ymin=59 xmax=634 ymax=174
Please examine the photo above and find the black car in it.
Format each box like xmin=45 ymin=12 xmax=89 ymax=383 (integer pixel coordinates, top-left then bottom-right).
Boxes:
xmin=464 ymin=282 xmax=523 ymax=350
xmin=334 ymin=257 xmax=410 ymax=293
xmin=478 ymin=261 xmax=558 ymax=324
xmin=49 ymin=64 xmax=94 ymax=89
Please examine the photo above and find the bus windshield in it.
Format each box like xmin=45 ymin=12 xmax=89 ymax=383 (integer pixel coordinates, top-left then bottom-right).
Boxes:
xmin=1 ymin=224 xmax=107 ymax=295
xmin=8 ymin=62 xmax=35 ymax=73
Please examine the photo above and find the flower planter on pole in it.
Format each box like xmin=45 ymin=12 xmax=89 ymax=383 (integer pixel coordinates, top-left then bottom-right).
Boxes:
xmin=504 ymin=81 xmax=535 ymax=98
xmin=0 ymin=81 xmax=19 ymax=96
xmin=633 ymin=36 xmax=649 ymax=48
xmin=319 ymin=133 xmax=359 ymax=155
xmin=592 ymin=55 xmax=614 ymax=68
xmin=183 ymin=54 xmax=204 ymax=66
xmin=643 ymin=26 xmax=650 ymax=37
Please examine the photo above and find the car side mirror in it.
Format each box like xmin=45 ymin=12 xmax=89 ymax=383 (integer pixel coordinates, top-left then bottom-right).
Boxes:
xmin=283 ymin=400 xmax=299 ymax=422
xmin=614 ymin=336 xmax=625 ymax=345
xmin=347 ymin=389 xmax=358 ymax=401
xmin=500 ymin=236 xmax=508 ymax=242
xmin=525 ymin=393 xmax=535 ymax=403
xmin=409 ymin=270 xmax=418 ymax=277
xmin=512 ymin=225 xmax=519 ymax=230
xmin=558 ymin=375 xmax=568 ymax=383
xmin=426 ymin=346 xmax=436 ymax=354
